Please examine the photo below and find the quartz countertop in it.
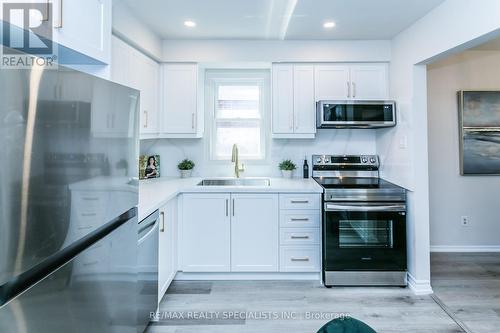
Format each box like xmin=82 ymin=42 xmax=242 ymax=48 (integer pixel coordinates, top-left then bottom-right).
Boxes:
xmin=138 ymin=177 xmax=323 ymax=221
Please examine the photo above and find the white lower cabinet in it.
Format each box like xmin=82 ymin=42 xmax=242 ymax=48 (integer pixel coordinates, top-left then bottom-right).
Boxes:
xmin=231 ymin=194 xmax=279 ymax=272
xmin=181 ymin=194 xmax=231 ymax=272
xmin=279 ymin=193 xmax=321 ymax=273
xmin=158 ymin=197 xmax=178 ymax=301
xmin=181 ymin=193 xmax=279 ymax=273
xmin=280 ymin=246 xmax=320 ymax=272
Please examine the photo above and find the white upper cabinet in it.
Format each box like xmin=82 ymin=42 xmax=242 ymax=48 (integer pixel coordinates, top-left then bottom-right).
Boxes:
xmin=161 ymin=64 xmax=201 ymax=137
xmin=53 ymin=0 xmax=112 ymax=64
xmin=272 ymin=64 xmax=294 ymax=134
xmin=349 ymin=65 xmax=389 ymax=100
xmin=314 ymin=64 xmax=388 ymax=101
xmin=111 ymin=37 xmax=160 ymax=138
xmin=272 ymin=64 xmax=316 ymax=138
xmin=314 ymin=65 xmax=351 ymax=100
xmin=293 ymin=65 xmax=316 ymax=134
xmin=230 ymin=194 xmax=279 ymax=272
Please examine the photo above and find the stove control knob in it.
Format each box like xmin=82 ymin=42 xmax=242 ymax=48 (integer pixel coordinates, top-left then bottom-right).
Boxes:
xmin=370 ymin=157 xmax=376 ymax=164
xmin=361 ymin=157 xmax=368 ymax=163
xmin=324 ymin=157 xmax=330 ymax=163
xmin=316 ymin=157 xmax=322 ymax=163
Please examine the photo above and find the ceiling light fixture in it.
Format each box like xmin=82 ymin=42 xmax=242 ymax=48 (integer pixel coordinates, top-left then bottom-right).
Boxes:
xmin=323 ymin=21 xmax=336 ymax=29
xmin=184 ymin=20 xmax=196 ymax=28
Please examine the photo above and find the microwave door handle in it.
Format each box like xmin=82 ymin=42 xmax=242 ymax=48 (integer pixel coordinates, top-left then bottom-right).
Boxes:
xmin=325 ymin=204 xmax=406 ymax=212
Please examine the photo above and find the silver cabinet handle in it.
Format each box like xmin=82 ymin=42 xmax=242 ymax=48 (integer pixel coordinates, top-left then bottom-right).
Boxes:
xmin=111 ymin=114 xmax=115 ymax=128
xmin=160 ymin=211 xmax=165 ymax=232
xmin=144 ymin=110 xmax=148 ymax=128
xmin=82 ymin=197 xmax=99 ymax=201
xmin=291 ymin=257 xmax=310 ymax=262
xmin=352 ymin=82 xmax=356 ymax=98
xmin=291 ymin=200 xmax=309 ymax=204
xmin=191 ymin=113 xmax=195 ymax=129
xmin=291 ymin=235 xmax=310 ymax=240
xmin=290 ymin=218 xmax=309 ymax=222
xmin=347 ymin=81 xmax=350 ymax=98
xmin=232 ymin=199 xmax=235 ymax=217
xmin=225 ymin=199 xmax=229 ymax=217
xmin=54 ymin=0 xmax=63 ymax=28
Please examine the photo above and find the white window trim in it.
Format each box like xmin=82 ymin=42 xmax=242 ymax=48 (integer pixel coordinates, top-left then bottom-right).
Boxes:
xmin=205 ymin=70 xmax=270 ymax=163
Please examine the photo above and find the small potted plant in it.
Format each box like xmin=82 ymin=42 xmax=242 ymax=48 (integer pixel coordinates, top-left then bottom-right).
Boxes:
xmin=279 ymin=159 xmax=296 ymax=178
xmin=177 ymin=159 xmax=195 ymax=178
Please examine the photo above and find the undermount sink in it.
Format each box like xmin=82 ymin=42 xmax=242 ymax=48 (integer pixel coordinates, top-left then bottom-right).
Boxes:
xmin=197 ymin=178 xmax=271 ymax=187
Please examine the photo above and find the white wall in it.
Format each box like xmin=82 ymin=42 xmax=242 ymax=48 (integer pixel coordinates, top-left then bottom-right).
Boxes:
xmin=162 ymin=40 xmax=391 ymax=63
xmin=141 ymin=130 xmax=377 ymax=178
xmin=144 ymin=40 xmax=389 ymax=177
xmin=112 ymin=0 xmax=163 ymax=60
xmin=428 ymin=50 xmax=500 ymax=250
xmin=377 ymin=0 xmax=500 ymax=294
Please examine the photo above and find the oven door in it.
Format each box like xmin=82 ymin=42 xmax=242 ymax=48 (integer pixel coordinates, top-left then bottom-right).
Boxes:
xmin=323 ymin=202 xmax=406 ymax=271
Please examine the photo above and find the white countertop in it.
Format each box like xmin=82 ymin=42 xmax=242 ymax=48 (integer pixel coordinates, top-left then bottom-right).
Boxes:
xmin=138 ymin=177 xmax=323 ymax=221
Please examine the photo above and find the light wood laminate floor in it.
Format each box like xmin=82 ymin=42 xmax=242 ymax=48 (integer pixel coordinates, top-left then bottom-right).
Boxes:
xmin=147 ymin=253 xmax=500 ymax=333
xmin=147 ymin=281 xmax=461 ymax=333
xmin=431 ymin=252 xmax=500 ymax=333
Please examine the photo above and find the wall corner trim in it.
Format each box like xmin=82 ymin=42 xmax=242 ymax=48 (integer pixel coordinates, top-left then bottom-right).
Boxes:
xmin=408 ymin=273 xmax=433 ymax=295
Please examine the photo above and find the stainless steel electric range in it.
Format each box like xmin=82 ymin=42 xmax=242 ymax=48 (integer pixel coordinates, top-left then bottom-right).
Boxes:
xmin=312 ymin=155 xmax=407 ymax=287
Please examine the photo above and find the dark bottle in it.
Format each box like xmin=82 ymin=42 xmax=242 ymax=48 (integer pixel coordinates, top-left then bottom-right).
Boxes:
xmin=303 ymin=157 xmax=309 ymax=178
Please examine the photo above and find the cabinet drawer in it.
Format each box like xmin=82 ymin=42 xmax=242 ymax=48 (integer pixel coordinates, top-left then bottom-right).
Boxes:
xmin=280 ymin=210 xmax=320 ymax=228
xmin=279 ymin=194 xmax=320 ymax=210
xmin=73 ymin=192 xmax=108 ymax=211
xmin=280 ymin=246 xmax=320 ymax=272
xmin=280 ymin=228 xmax=320 ymax=245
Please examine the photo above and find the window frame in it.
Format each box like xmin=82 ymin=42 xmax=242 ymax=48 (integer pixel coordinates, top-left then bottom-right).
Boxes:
xmin=205 ymin=70 xmax=270 ymax=162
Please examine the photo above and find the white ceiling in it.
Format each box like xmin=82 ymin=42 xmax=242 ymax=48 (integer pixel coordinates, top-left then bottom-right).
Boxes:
xmin=122 ymin=0 xmax=446 ymax=40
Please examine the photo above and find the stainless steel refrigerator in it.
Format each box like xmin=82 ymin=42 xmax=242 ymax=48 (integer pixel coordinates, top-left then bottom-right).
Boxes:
xmin=0 ymin=60 xmax=140 ymax=332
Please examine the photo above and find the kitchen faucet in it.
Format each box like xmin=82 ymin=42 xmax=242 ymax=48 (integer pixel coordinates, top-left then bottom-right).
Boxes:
xmin=231 ymin=144 xmax=245 ymax=178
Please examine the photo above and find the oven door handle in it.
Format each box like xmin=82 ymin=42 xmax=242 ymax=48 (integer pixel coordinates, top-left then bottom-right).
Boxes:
xmin=325 ymin=203 xmax=406 ymax=212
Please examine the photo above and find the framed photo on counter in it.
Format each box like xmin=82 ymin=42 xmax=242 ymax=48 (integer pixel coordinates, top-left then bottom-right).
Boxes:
xmin=139 ymin=155 xmax=160 ymax=180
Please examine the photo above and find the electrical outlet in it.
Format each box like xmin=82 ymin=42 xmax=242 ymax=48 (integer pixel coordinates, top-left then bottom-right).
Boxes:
xmin=461 ymin=216 xmax=471 ymax=227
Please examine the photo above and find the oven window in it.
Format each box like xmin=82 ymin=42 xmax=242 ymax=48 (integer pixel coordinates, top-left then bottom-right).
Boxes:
xmin=339 ymin=219 xmax=393 ymax=248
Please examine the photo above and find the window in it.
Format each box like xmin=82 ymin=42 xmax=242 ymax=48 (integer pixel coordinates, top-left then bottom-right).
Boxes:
xmin=207 ymin=70 xmax=269 ymax=160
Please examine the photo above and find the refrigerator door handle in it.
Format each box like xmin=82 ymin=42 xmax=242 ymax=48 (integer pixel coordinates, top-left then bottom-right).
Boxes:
xmin=0 ymin=207 xmax=137 ymax=308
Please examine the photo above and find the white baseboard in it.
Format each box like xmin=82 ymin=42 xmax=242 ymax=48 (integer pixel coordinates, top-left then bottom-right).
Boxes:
xmin=175 ymin=272 xmax=321 ymax=281
xmin=430 ymin=245 xmax=500 ymax=252
xmin=407 ymin=273 xmax=433 ymax=295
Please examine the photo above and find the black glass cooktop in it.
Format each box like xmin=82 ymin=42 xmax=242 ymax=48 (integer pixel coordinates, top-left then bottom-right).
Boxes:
xmin=313 ymin=177 xmax=401 ymax=189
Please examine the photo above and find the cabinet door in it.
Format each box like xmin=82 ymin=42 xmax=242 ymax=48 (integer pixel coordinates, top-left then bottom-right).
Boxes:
xmin=293 ymin=65 xmax=316 ymax=134
xmin=54 ymin=0 xmax=111 ymax=64
xmin=162 ymin=64 xmax=198 ymax=134
xmin=111 ymin=37 xmax=130 ymax=86
xmin=158 ymin=198 xmax=177 ymax=300
xmin=272 ymin=64 xmax=294 ymax=134
xmin=231 ymin=194 xmax=279 ymax=272
xmin=181 ymin=194 xmax=230 ymax=272
xmin=350 ymin=65 xmax=388 ymax=100
xmin=314 ymin=65 xmax=350 ymax=101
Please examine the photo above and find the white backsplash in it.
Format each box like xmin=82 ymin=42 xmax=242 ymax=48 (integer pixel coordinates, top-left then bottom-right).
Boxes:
xmin=140 ymin=129 xmax=377 ymax=178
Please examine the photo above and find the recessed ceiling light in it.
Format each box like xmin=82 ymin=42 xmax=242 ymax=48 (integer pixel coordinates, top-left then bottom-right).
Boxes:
xmin=323 ymin=21 xmax=336 ymax=29
xmin=184 ymin=20 xmax=196 ymax=28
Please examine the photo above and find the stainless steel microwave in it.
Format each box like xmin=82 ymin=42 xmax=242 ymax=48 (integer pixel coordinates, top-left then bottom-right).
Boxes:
xmin=317 ymin=100 xmax=396 ymax=129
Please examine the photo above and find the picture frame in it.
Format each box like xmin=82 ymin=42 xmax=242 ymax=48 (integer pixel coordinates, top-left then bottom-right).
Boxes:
xmin=458 ymin=90 xmax=500 ymax=175
xmin=139 ymin=155 xmax=160 ymax=180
